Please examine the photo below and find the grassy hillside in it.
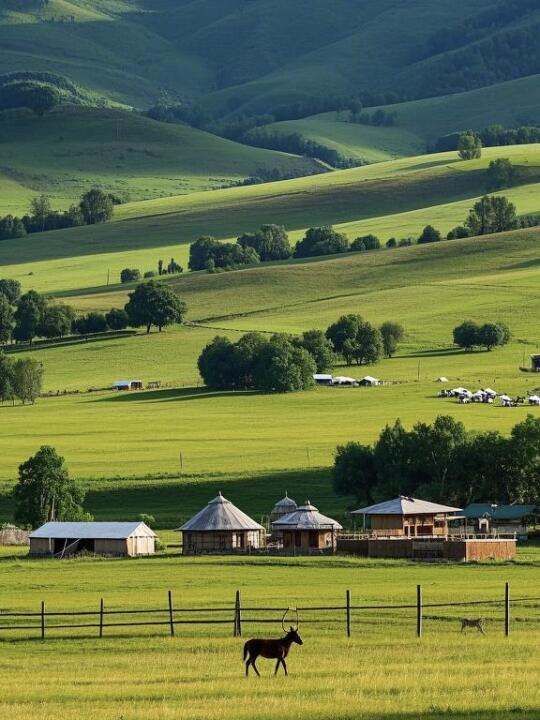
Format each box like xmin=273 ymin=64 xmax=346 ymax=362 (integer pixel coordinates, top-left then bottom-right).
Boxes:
xmin=2 ymin=227 xmax=540 ymax=481
xmin=0 ymin=105 xmax=320 ymax=214
xmin=259 ymin=74 xmax=540 ymax=162
xmin=2 ymin=0 xmax=540 ymax=115
xmin=1 ymin=145 xmax=540 ymax=294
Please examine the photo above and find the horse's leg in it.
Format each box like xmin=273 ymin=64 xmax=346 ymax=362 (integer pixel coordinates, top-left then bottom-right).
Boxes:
xmin=478 ymin=624 xmax=485 ymax=634
xmin=282 ymin=658 xmax=288 ymax=676
xmin=245 ymin=658 xmax=250 ymax=677
xmin=274 ymin=659 xmax=280 ymax=675
xmin=251 ymin=656 xmax=260 ymax=677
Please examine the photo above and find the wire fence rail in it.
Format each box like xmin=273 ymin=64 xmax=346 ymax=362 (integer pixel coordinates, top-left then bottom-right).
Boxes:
xmin=0 ymin=583 xmax=538 ymax=641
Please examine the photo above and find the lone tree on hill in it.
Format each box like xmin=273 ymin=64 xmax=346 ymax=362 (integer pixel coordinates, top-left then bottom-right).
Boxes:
xmin=79 ymin=188 xmax=114 ymax=224
xmin=380 ymin=321 xmax=404 ymax=358
xmin=12 ymin=358 xmax=44 ymax=404
xmin=417 ymin=225 xmax=441 ymax=244
xmin=486 ymin=158 xmax=515 ymax=191
xmin=13 ymin=446 xmax=91 ymax=528
xmin=458 ymin=130 xmax=482 ymax=160
xmin=125 ymin=281 xmax=186 ymax=333
xmin=13 ymin=290 xmax=47 ymax=344
xmin=465 ymin=195 xmax=518 ymax=236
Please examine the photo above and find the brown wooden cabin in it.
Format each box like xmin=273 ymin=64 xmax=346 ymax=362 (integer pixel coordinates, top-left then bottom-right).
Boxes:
xmin=351 ymin=496 xmax=462 ymax=537
xmin=272 ymin=501 xmax=342 ymax=553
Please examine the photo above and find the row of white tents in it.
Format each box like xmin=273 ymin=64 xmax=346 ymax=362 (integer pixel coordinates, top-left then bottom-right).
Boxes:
xmin=438 ymin=385 xmax=540 ymax=406
xmin=314 ymin=374 xmax=381 ymax=387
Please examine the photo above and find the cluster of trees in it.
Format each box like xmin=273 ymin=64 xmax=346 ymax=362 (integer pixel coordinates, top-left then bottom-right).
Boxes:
xmin=241 ymin=130 xmax=362 ymax=169
xmin=453 ymin=320 xmax=510 ymax=351
xmin=0 ymin=278 xmax=185 ymax=344
xmin=326 ymin=315 xmax=404 ymax=366
xmin=0 ymin=189 xmax=114 ymax=241
xmin=333 ymin=414 xmax=540 ymax=507
xmin=458 ymin=131 xmax=482 ymax=160
xmin=13 ymin=446 xmax=91 ymax=528
xmin=198 ymin=332 xmax=327 ymax=393
xmin=431 ymin=125 xmax=540 ymax=154
xmin=189 ymin=225 xmax=291 ymax=271
xmin=347 ymin=108 xmax=397 ymax=127
xmin=121 ymin=259 xmax=184 ymax=284
xmin=0 ymin=354 xmax=43 ymax=405
xmin=0 ymin=79 xmax=61 ymax=116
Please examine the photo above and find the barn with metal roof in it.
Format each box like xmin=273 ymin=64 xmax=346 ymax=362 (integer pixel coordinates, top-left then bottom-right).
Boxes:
xmin=29 ymin=521 xmax=156 ymax=557
xmin=178 ymin=493 xmax=265 ymax=554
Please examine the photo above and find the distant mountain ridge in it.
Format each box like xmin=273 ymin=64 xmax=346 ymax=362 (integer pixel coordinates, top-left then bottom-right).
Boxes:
xmin=1 ymin=0 xmax=540 ymax=114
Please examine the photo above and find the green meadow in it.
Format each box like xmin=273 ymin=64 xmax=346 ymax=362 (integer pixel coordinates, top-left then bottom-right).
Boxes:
xmin=0 ymin=553 xmax=538 ymax=720
xmin=2 ymin=145 xmax=540 ymax=295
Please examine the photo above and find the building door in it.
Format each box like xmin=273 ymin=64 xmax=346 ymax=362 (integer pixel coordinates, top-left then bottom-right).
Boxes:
xmin=309 ymin=531 xmax=319 ymax=548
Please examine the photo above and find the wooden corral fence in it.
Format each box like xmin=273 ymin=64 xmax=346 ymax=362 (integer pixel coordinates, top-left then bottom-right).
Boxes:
xmin=0 ymin=583 xmax=538 ymax=642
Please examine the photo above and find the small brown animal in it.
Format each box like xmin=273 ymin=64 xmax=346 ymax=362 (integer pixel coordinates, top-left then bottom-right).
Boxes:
xmin=243 ymin=610 xmax=303 ymax=676
xmin=460 ymin=618 xmax=485 ymax=634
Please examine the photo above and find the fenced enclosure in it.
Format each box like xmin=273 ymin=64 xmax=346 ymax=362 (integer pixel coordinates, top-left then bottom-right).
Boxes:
xmin=0 ymin=583 xmax=538 ymax=641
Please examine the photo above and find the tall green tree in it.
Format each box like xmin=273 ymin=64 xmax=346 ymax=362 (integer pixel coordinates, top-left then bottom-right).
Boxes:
xmin=458 ymin=130 xmax=482 ymax=160
xmin=486 ymin=158 xmax=515 ymax=191
xmin=237 ymin=224 xmax=292 ymax=261
xmin=0 ymin=294 xmax=14 ymax=343
xmin=294 ymin=330 xmax=335 ymax=372
xmin=0 ymin=352 xmax=15 ymax=404
xmin=294 ymin=226 xmax=349 ymax=258
xmin=13 ymin=290 xmax=47 ymax=344
xmin=12 ymin=358 xmax=44 ymax=404
xmin=38 ymin=304 xmax=75 ymax=339
xmin=326 ymin=314 xmax=363 ymax=354
xmin=13 ymin=446 xmax=90 ymax=528
xmin=29 ymin=195 xmax=51 ymax=232
xmin=417 ymin=225 xmax=441 ymax=244
xmin=465 ymin=195 xmax=518 ymax=236
xmin=251 ymin=335 xmax=316 ymax=393
xmin=79 ymin=188 xmax=113 ymax=224
xmin=380 ymin=321 xmax=404 ymax=358
xmin=125 ymin=281 xmax=187 ymax=333
xmin=0 ymin=279 xmax=21 ymax=304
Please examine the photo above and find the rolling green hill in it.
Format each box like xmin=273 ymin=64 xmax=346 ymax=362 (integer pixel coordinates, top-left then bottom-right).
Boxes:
xmin=258 ymin=74 xmax=540 ymax=163
xmin=2 ymin=0 xmax=540 ymax=115
xmin=0 ymin=105 xmax=321 ymax=214
xmin=1 ymin=145 xmax=539 ymax=294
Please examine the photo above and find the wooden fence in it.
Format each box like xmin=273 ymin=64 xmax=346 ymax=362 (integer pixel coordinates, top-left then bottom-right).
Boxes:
xmin=0 ymin=583 xmax=538 ymax=641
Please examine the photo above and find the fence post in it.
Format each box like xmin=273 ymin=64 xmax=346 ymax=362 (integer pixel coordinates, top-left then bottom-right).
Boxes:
xmin=236 ymin=590 xmax=242 ymax=637
xmin=416 ymin=585 xmax=422 ymax=638
xmin=168 ymin=590 xmax=175 ymax=637
xmin=233 ymin=591 xmax=238 ymax=637
xmin=99 ymin=598 xmax=104 ymax=638
xmin=346 ymin=589 xmax=351 ymax=638
xmin=504 ymin=582 xmax=510 ymax=637
xmin=41 ymin=601 xmax=45 ymax=640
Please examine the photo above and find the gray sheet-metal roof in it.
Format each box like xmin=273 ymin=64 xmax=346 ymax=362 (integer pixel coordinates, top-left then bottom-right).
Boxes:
xmin=179 ymin=493 xmax=264 ymax=532
xmin=272 ymin=501 xmax=342 ymax=530
xmin=29 ymin=522 xmax=156 ymax=539
xmin=271 ymin=492 xmax=298 ymax=514
xmin=463 ymin=503 xmax=537 ymax=520
xmin=351 ymin=496 xmax=462 ymax=516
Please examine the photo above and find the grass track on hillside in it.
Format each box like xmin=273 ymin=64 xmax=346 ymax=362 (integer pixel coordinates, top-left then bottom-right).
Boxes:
xmin=0 ymin=555 xmax=538 ymax=720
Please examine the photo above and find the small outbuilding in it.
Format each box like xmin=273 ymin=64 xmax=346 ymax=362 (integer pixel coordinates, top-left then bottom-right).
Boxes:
xmin=29 ymin=521 xmax=156 ymax=557
xmin=463 ymin=503 xmax=537 ymax=540
xmin=179 ymin=493 xmax=265 ymax=554
xmin=359 ymin=375 xmax=380 ymax=386
xmin=332 ymin=376 xmax=358 ymax=386
xmin=272 ymin=500 xmax=342 ymax=553
xmin=531 ymin=354 xmax=540 ymax=372
xmin=313 ymin=374 xmax=333 ymax=385
xmin=351 ymin=496 xmax=462 ymax=537
xmin=270 ymin=492 xmax=298 ymax=524
xmin=113 ymin=380 xmax=143 ymax=391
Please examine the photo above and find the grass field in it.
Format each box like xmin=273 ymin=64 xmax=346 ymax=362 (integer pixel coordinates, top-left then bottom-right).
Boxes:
xmin=260 ymin=74 xmax=540 ymax=161
xmin=2 ymin=144 xmax=540 ymax=295
xmin=0 ymin=553 xmax=538 ymax=720
xmin=0 ymin=105 xmax=320 ymax=215
xmin=1 ymin=228 xmax=540 ymax=486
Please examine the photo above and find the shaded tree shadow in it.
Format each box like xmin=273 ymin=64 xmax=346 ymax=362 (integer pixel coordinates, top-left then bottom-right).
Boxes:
xmin=403 ymin=347 xmax=479 ymax=359
xmin=94 ymin=387 xmax=265 ymax=404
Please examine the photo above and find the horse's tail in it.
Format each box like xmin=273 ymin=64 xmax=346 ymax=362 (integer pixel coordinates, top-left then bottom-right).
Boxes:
xmin=243 ymin=641 xmax=250 ymax=661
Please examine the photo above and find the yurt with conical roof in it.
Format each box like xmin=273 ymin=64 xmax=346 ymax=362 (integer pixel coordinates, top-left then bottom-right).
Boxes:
xmin=178 ymin=493 xmax=265 ymax=554
xmin=270 ymin=492 xmax=298 ymax=523
xmin=272 ymin=500 xmax=342 ymax=553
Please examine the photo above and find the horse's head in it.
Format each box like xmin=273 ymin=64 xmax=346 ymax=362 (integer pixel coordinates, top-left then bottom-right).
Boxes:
xmin=286 ymin=627 xmax=303 ymax=645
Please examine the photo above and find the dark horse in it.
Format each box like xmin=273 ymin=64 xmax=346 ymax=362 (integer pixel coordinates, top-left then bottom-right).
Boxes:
xmin=243 ymin=609 xmax=303 ymax=676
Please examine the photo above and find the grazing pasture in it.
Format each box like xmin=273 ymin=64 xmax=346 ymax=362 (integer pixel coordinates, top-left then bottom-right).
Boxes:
xmin=2 ymin=145 xmax=540 ymax=294
xmin=0 ymin=554 xmax=538 ymax=720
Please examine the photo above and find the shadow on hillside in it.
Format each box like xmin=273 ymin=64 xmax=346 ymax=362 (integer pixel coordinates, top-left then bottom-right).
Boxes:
xmin=403 ymin=157 xmax=460 ymax=172
xmin=403 ymin=347 xmax=471 ymax=359
xmin=95 ymin=387 xmax=264 ymax=404
xmin=503 ymin=258 xmax=540 ymax=270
